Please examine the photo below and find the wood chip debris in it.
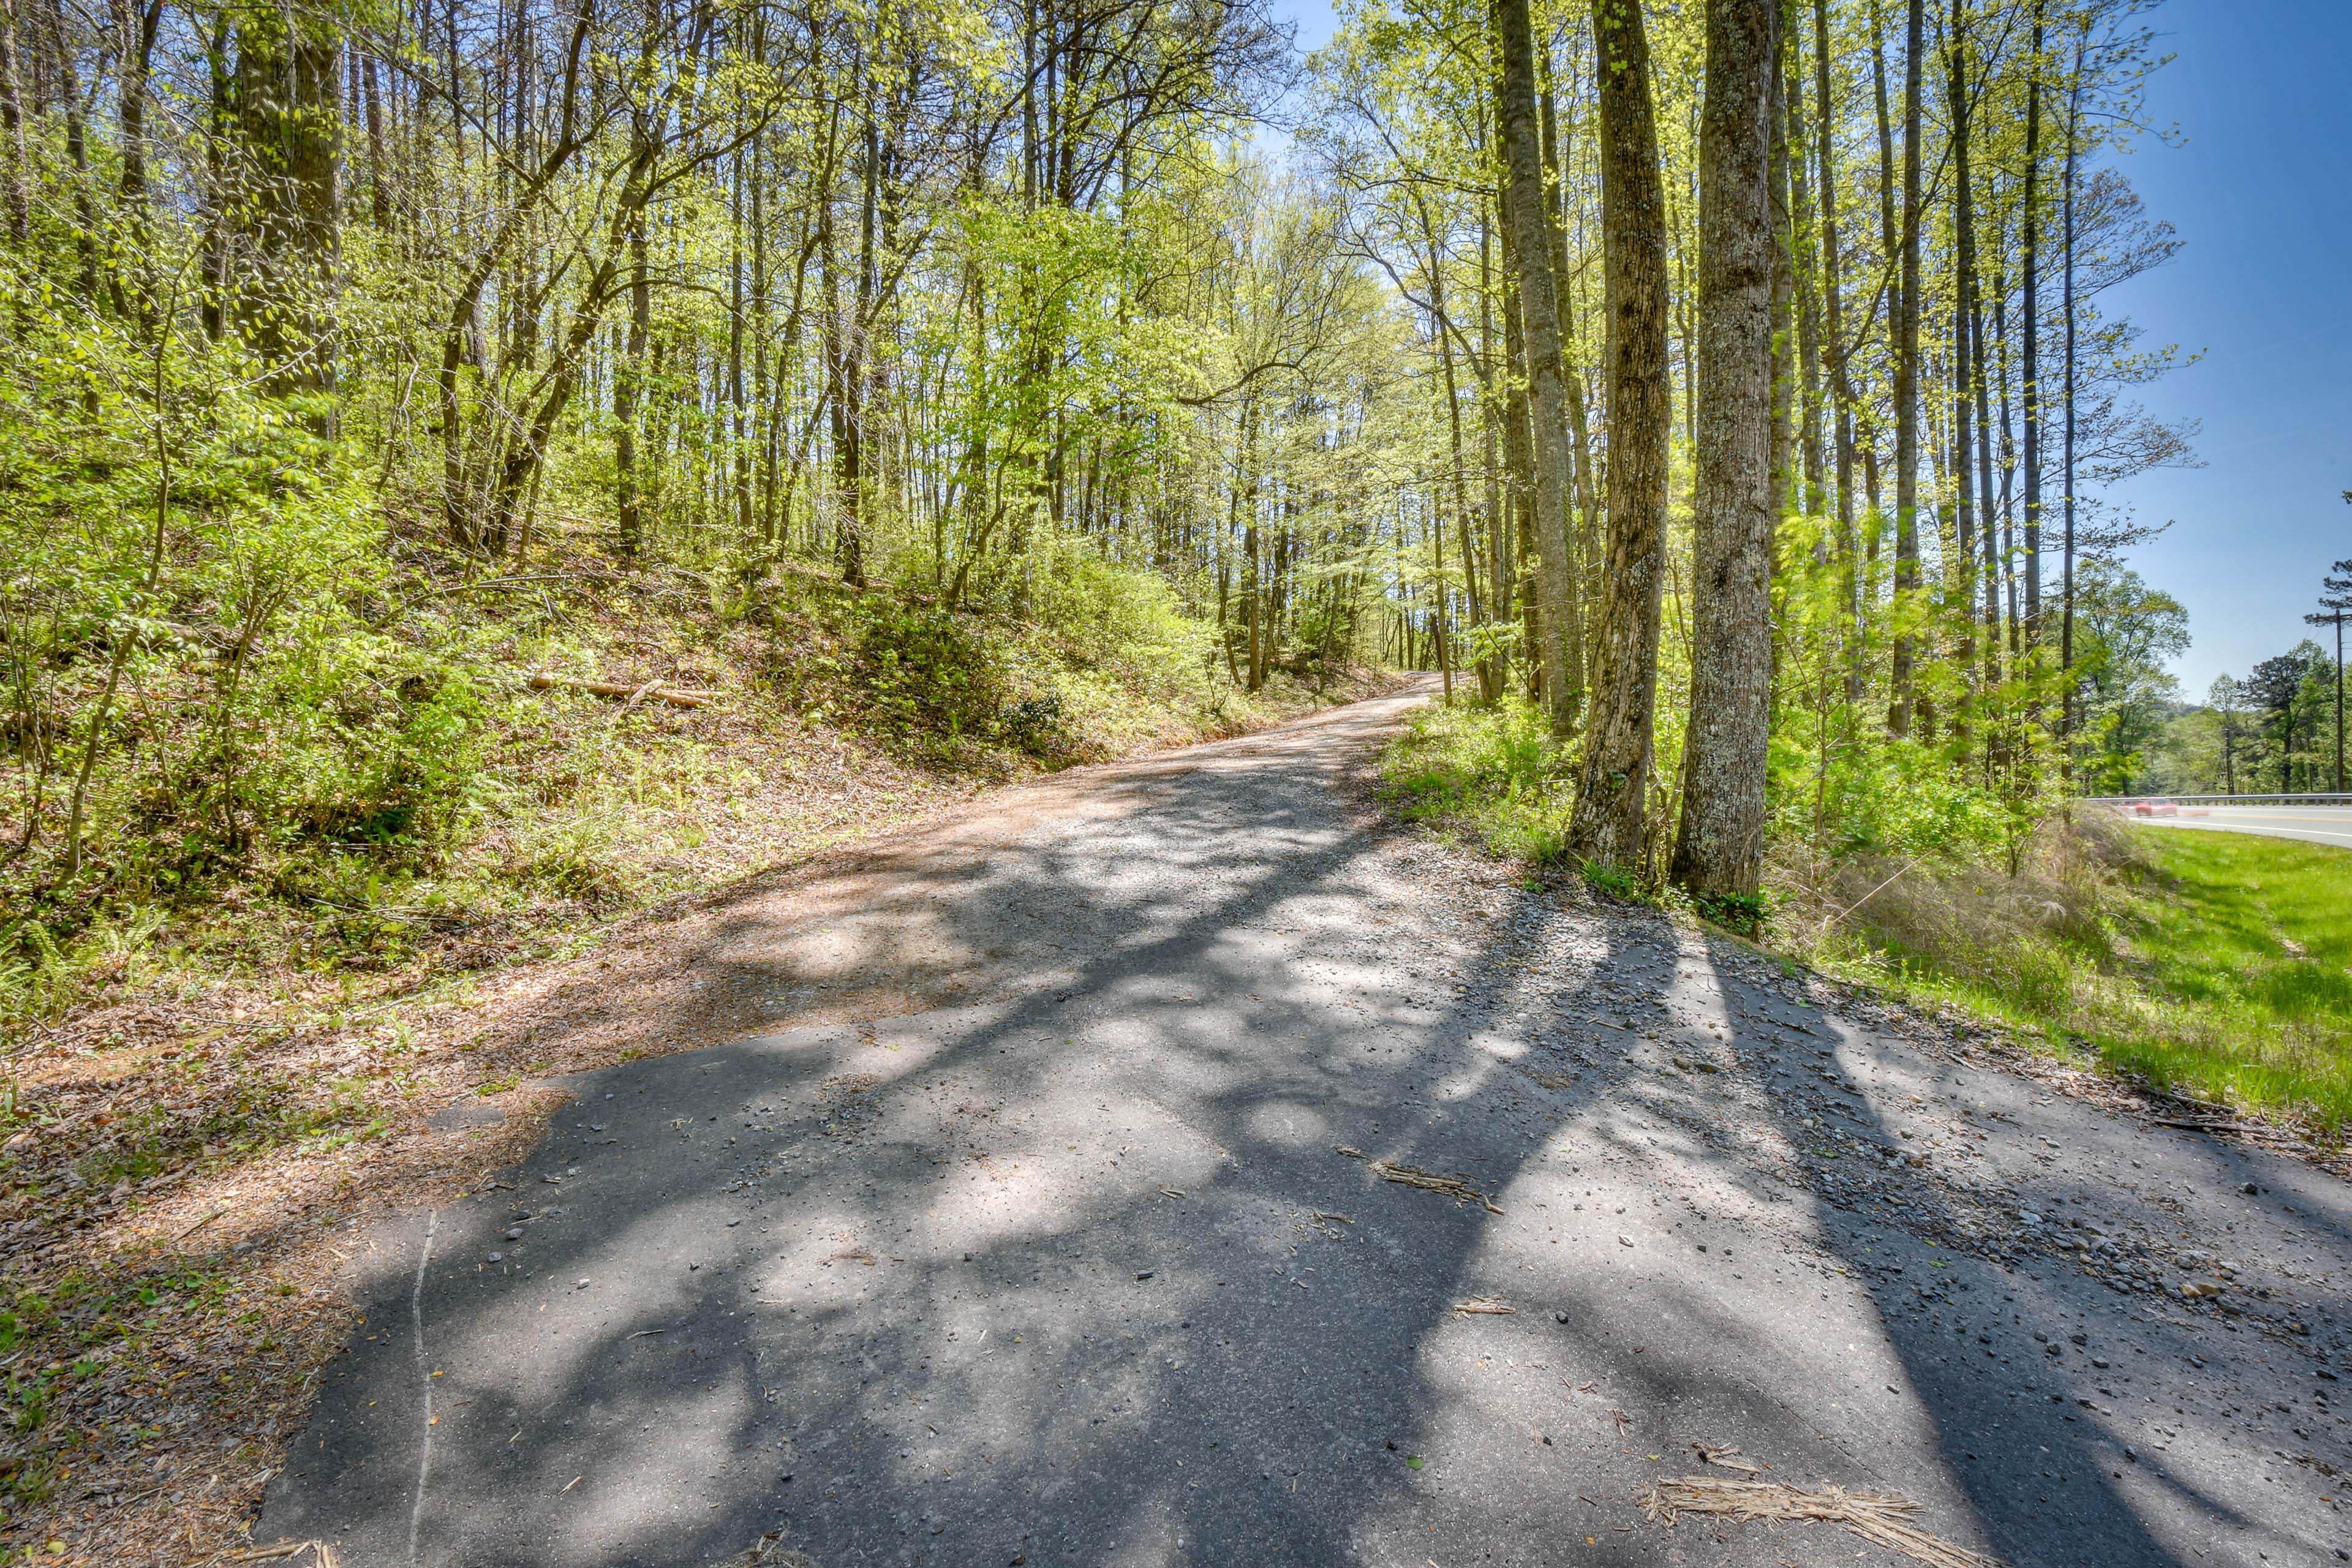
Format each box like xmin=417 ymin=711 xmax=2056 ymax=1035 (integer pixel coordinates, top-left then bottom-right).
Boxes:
xmin=1451 ymin=1295 xmax=1515 ymax=1317
xmin=234 ymin=1543 xmax=338 ymax=1566
xmin=526 ymin=671 xmax=718 ymax=709
xmin=719 ymin=1532 xmax=821 ymax=1568
xmin=1690 ymin=1442 xmax=1763 ymax=1473
xmin=1333 ymin=1146 xmax=1504 ymax=1213
xmin=1639 ymin=1476 xmax=2005 ymax=1568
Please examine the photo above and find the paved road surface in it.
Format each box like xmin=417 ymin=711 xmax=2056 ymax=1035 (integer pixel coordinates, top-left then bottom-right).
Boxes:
xmin=2119 ymin=803 xmax=2352 ymax=851
xmin=263 ymin=688 xmax=2351 ymax=1567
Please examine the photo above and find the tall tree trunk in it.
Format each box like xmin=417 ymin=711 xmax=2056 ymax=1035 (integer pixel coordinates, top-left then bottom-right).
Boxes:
xmin=1477 ymin=209 xmax=1515 ymax=688
xmin=234 ymin=6 xmax=342 ymax=398
xmin=1813 ymin=0 xmax=1860 ymax=697
xmin=1543 ymin=74 xmax=1598 ymax=690
xmin=1767 ymin=55 xmax=1794 ymax=534
xmin=1494 ymin=0 xmax=1580 ymax=734
xmin=2060 ymin=18 xmax=2085 ymax=744
xmin=1567 ymin=0 xmax=1669 ymax=871
xmin=52 ymin=0 xmax=96 ymax=310
xmin=1973 ymin=268 xmax=2000 ymax=695
xmin=1784 ymin=39 xmax=1822 ymax=520
xmin=731 ymin=144 xmax=753 ymax=547
xmin=2021 ymin=1 xmax=2045 ymax=640
xmin=615 ymin=205 xmax=650 ymax=557
xmin=0 ymin=0 xmax=26 ymax=243
xmin=1670 ymin=0 xmax=1777 ymax=898
xmin=115 ymin=0 xmax=164 ymax=304
xmin=1886 ymin=0 xmax=1923 ymax=736
xmin=1429 ymin=238 xmax=1494 ymax=701
xmin=1498 ymin=212 xmax=1540 ymax=699
xmin=361 ymin=51 xmax=390 ymax=228
xmin=1947 ymin=0 xmax=1981 ymax=725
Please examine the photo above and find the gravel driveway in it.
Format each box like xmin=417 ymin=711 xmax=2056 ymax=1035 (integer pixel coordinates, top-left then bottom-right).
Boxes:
xmin=259 ymin=684 xmax=2351 ymax=1567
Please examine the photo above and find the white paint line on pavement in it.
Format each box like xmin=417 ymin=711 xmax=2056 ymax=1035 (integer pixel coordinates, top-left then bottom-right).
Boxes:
xmin=409 ymin=1209 xmax=439 ymax=1567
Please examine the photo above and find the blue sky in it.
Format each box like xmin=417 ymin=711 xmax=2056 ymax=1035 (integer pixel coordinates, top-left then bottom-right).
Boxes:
xmin=1264 ymin=0 xmax=2348 ymax=696
xmin=1275 ymin=0 xmax=1340 ymax=55
xmin=2095 ymin=0 xmax=2352 ymax=693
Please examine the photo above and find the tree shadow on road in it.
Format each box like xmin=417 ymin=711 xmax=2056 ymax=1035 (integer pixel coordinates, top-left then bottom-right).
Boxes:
xmin=258 ymin=722 xmax=2333 ymax=1568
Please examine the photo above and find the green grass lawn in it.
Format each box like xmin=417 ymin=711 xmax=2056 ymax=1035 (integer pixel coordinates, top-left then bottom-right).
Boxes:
xmin=2100 ymin=824 xmax=2352 ymax=1123
xmin=1866 ymin=821 xmax=2352 ymax=1130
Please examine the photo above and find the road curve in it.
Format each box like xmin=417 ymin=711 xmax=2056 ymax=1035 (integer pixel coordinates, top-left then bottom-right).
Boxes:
xmin=260 ymin=687 xmax=2350 ymax=1568
xmin=2119 ymin=802 xmax=2352 ymax=851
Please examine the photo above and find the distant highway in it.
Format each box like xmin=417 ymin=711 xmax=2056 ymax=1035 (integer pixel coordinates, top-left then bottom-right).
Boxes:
xmin=2114 ymin=801 xmax=2352 ymax=850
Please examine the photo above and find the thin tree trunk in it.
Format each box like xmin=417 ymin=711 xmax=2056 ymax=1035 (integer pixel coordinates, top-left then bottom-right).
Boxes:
xmin=2021 ymin=1 xmax=2044 ymax=639
xmin=116 ymin=0 xmax=165 ymax=315
xmin=2060 ymin=19 xmax=2085 ymax=745
xmin=1813 ymin=0 xmax=1861 ymax=698
xmin=1495 ymin=0 xmax=1580 ymax=734
xmin=1568 ymin=0 xmax=1670 ymax=871
xmin=1498 ymin=211 xmax=1540 ymax=699
xmin=1785 ymin=39 xmax=1823 ymax=519
xmin=1947 ymin=0 xmax=1981 ymax=728
xmin=0 ymin=0 xmax=26 ymax=243
xmin=361 ymin=52 xmax=390 ymax=228
xmin=1671 ymin=0 xmax=1778 ymax=897
xmin=731 ymin=143 xmax=753 ymax=546
xmin=1543 ymin=75 xmax=1597 ymax=690
xmin=1886 ymin=0 xmax=1924 ymax=737
xmin=615 ymin=205 xmax=650 ymax=557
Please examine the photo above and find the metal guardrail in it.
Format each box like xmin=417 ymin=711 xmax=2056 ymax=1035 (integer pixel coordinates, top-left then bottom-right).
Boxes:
xmin=2081 ymin=794 xmax=2352 ymax=807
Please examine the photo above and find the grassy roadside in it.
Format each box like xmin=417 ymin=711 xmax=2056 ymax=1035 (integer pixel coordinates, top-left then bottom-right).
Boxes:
xmin=0 ymin=543 xmax=1401 ymax=1559
xmin=1796 ymin=819 xmax=2352 ymax=1133
xmin=1375 ymin=695 xmax=1577 ymax=862
xmin=1374 ymin=696 xmax=2352 ymax=1140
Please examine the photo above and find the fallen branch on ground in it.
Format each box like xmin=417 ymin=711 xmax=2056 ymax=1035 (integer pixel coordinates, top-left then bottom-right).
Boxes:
xmin=526 ymin=672 xmax=717 ymax=709
xmin=234 ymin=1541 xmax=338 ymax=1566
xmin=1689 ymin=1442 xmax=1763 ymax=1474
xmin=1335 ymin=1145 xmax=1504 ymax=1213
xmin=1640 ymin=1476 xmax=2005 ymax=1568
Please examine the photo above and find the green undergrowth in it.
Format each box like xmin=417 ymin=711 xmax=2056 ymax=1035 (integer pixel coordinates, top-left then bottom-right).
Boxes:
xmin=1376 ymin=695 xmax=1577 ymax=862
xmin=1375 ymin=694 xmax=1709 ymax=916
xmin=1 ymin=523 xmax=1377 ymax=1045
xmin=1791 ymin=816 xmax=2352 ymax=1131
xmin=1378 ymin=699 xmax=2350 ymax=1131
xmin=0 ymin=526 xmax=1390 ymax=1522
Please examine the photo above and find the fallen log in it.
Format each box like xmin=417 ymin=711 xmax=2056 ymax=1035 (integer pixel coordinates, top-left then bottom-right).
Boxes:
xmin=526 ymin=672 xmax=717 ymax=709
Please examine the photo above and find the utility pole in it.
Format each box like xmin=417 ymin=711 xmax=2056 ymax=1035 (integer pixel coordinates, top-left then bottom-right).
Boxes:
xmin=2311 ymin=559 xmax=2352 ymax=793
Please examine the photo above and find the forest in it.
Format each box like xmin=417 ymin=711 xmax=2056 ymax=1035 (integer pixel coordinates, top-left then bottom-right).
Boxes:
xmin=0 ymin=0 xmax=2204 ymax=986
xmin=31 ymin=2 xmax=2352 ymax=1553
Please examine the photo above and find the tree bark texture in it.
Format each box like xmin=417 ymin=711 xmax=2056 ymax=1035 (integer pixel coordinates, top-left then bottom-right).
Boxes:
xmin=1886 ymin=0 xmax=1924 ymax=736
xmin=1568 ymin=0 xmax=1669 ymax=871
xmin=233 ymin=6 xmax=341 ymax=396
xmin=1494 ymin=0 xmax=1579 ymax=733
xmin=2021 ymin=1 xmax=2044 ymax=637
xmin=1670 ymin=0 xmax=1777 ymax=897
